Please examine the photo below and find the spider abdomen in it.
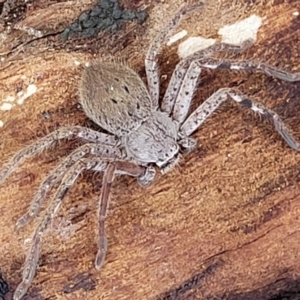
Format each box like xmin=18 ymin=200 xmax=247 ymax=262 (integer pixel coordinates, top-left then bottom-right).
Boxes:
xmin=79 ymin=61 xmax=152 ymax=136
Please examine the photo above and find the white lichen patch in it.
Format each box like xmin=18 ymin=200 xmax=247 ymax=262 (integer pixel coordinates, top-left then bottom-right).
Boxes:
xmin=16 ymin=84 xmax=37 ymax=105
xmin=0 ymin=102 xmax=13 ymax=111
xmin=167 ymin=30 xmax=188 ymax=46
xmin=3 ymin=95 xmax=15 ymax=102
xmin=218 ymin=14 xmax=262 ymax=45
xmin=293 ymin=11 xmax=299 ymax=16
xmin=178 ymin=36 xmax=216 ymax=59
xmin=0 ymin=83 xmax=38 ymax=121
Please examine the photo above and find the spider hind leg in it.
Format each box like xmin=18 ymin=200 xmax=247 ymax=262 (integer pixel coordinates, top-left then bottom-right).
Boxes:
xmin=13 ymin=158 xmax=148 ymax=300
xmin=15 ymin=143 xmax=122 ymax=229
xmin=0 ymin=126 xmax=117 ymax=186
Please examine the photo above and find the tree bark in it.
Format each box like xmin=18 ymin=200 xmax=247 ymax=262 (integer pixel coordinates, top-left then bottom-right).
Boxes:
xmin=0 ymin=0 xmax=300 ymax=299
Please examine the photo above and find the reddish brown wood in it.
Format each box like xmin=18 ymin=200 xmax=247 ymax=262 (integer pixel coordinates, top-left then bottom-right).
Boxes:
xmin=0 ymin=0 xmax=300 ymax=299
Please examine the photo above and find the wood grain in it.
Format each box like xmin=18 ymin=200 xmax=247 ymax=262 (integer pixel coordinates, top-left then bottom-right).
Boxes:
xmin=0 ymin=0 xmax=300 ymax=299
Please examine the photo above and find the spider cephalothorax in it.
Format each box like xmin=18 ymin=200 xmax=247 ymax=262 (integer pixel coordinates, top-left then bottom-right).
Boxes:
xmin=1 ymin=2 xmax=300 ymax=299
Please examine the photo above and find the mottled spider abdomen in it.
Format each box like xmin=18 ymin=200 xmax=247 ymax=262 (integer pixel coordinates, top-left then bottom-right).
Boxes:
xmin=79 ymin=61 xmax=152 ymax=136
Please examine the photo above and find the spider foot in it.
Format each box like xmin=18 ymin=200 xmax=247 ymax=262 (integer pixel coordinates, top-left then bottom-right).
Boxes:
xmin=137 ymin=166 xmax=156 ymax=187
xmin=13 ymin=234 xmax=41 ymax=300
xmin=13 ymin=281 xmax=29 ymax=300
xmin=15 ymin=212 xmax=35 ymax=229
xmin=178 ymin=137 xmax=197 ymax=154
xmin=95 ymin=236 xmax=108 ymax=270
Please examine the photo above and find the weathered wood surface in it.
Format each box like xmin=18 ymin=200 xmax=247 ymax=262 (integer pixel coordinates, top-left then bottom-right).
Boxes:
xmin=0 ymin=0 xmax=300 ymax=299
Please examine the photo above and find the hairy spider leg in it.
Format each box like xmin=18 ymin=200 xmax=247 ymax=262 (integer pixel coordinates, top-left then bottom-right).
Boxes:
xmin=164 ymin=50 xmax=300 ymax=149
xmin=0 ymin=126 xmax=117 ymax=185
xmin=16 ymin=144 xmax=122 ymax=229
xmin=174 ymin=57 xmax=300 ymax=122
xmin=95 ymin=161 xmax=149 ymax=269
xmin=181 ymin=87 xmax=300 ymax=151
xmin=161 ymin=39 xmax=254 ymax=115
xmin=145 ymin=2 xmax=204 ymax=108
xmin=13 ymin=158 xmax=107 ymax=300
xmin=95 ymin=163 xmax=115 ymax=269
xmin=13 ymin=158 xmax=147 ymax=300
xmin=172 ymin=60 xmax=202 ymax=123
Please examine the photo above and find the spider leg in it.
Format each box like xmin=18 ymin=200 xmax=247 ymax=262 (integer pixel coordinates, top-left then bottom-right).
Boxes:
xmin=13 ymin=158 xmax=108 ymax=300
xmin=145 ymin=2 xmax=203 ymax=108
xmin=180 ymin=87 xmax=300 ymax=151
xmin=166 ymin=48 xmax=300 ymax=150
xmin=16 ymin=143 xmax=122 ymax=229
xmin=194 ymin=57 xmax=300 ymax=82
xmin=161 ymin=39 xmax=254 ymax=115
xmin=13 ymin=157 xmax=149 ymax=300
xmin=95 ymin=161 xmax=150 ymax=269
xmin=0 ymin=125 xmax=117 ymax=185
xmin=95 ymin=163 xmax=114 ymax=270
xmin=172 ymin=60 xmax=202 ymax=124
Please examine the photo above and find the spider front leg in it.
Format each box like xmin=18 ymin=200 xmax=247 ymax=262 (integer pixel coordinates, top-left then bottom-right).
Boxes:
xmin=161 ymin=39 xmax=254 ymax=115
xmin=0 ymin=125 xmax=117 ymax=185
xmin=145 ymin=2 xmax=203 ymax=107
xmin=196 ymin=57 xmax=300 ymax=82
xmin=180 ymin=87 xmax=300 ymax=151
xmin=16 ymin=143 xmax=122 ymax=229
xmin=166 ymin=50 xmax=300 ymax=150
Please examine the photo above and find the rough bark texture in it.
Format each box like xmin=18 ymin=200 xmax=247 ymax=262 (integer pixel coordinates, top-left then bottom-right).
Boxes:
xmin=0 ymin=0 xmax=300 ymax=299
